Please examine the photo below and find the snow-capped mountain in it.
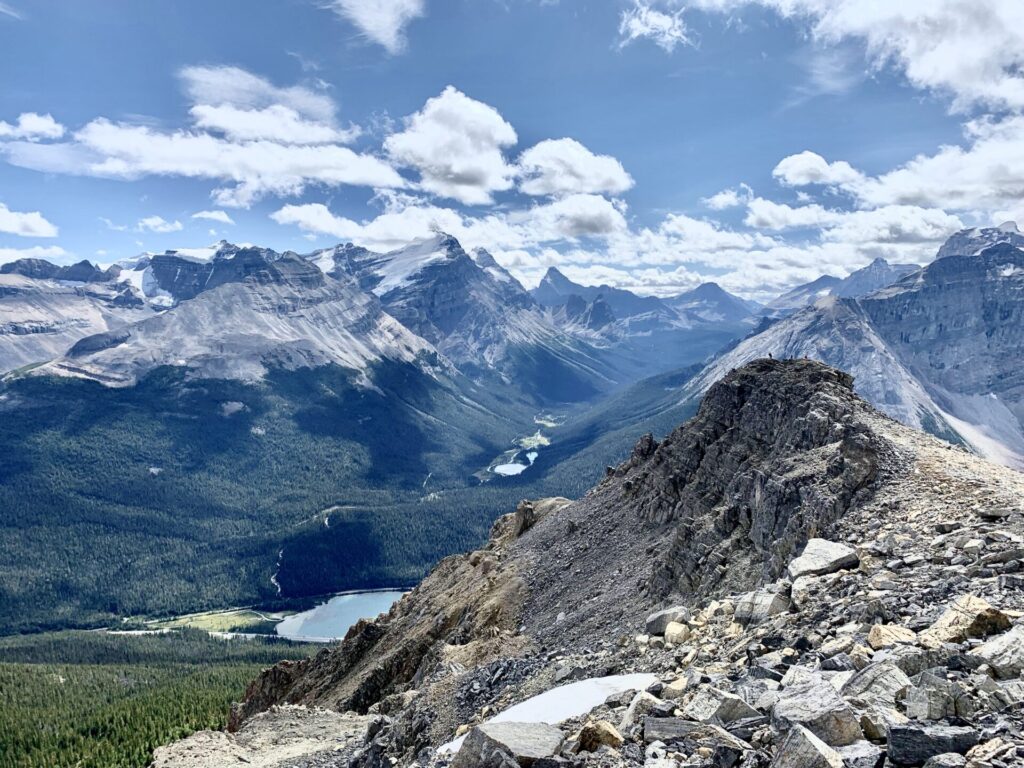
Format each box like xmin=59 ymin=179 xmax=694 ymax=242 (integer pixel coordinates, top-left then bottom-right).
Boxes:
xmin=936 ymin=220 xmax=1024 ymax=259
xmin=683 ymin=227 xmax=1024 ymax=469
xmin=765 ymin=257 xmax=918 ymax=314
xmin=31 ymin=251 xmax=438 ymax=387
xmin=766 ymin=274 xmax=842 ymax=313
xmin=829 ymin=257 xmax=919 ymax=298
xmin=315 ymin=235 xmax=617 ymax=399
xmin=532 ymin=267 xmax=665 ymax=318
xmin=666 ymin=282 xmax=761 ymax=326
xmin=0 ymin=265 xmax=155 ymax=374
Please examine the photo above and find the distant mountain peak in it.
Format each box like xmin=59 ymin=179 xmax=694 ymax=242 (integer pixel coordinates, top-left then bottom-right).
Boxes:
xmin=998 ymin=220 xmax=1019 ymax=233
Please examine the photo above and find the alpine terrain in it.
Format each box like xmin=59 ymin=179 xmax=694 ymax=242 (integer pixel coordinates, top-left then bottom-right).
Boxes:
xmin=154 ymin=359 xmax=1024 ymax=768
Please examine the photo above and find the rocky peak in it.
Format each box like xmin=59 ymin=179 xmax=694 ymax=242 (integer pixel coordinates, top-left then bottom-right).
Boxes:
xmin=936 ymin=222 xmax=1024 ymax=260
xmin=1 ymin=258 xmax=109 ymax=283
xmin=164 ymin=358 xmax=1024 ymax=768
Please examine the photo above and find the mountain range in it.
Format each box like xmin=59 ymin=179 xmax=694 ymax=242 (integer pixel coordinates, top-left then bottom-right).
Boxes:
xmin=2 ymin=222 xmax=1024 ymax=633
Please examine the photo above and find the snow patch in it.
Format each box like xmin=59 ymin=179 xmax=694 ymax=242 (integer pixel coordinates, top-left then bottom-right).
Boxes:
xmin=438 ymin=673 xmax=659 ymax=754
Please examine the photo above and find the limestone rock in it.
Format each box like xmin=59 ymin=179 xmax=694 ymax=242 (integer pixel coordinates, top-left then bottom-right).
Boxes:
xmin=642 ymin=717 xmax=751 ymax=752
xmin=645 ymin=607 xmax=690 ymax=635
xmin=735 ymin=586 xmax=791 ymax=625
xmin=787 ymin=539 xmax=859 ymax=580
xmin=840 ymin=661 xmax=911 ymax=709
xmin=663 ymin=621 xmax=690 ymax=645
xmin=620 ymin=691 xmax=661 ymax=731
xmin=453 ymin=722 xmax=565 ymax=768
xmin=772 ymin=679 xmax=862 ymax=746
xmin=683 ymin=686 xmax=761 ymax=724
xmin=837 ymin=740 xmax=885 ymax=768
xmin=887 ymin=723 xmax=980 ymax=766
xmin=922 ymin=755 xmax=966 ymax=768
xmin=867 ymin=624 xmax=917 ymax=650
xmin=771 ymin=724 xmax=844 ymax=768
xmin=968 ymin=624 xmax=1024 ymax=679
xmin=918 ymin=595 xmax=1011 ymax=648
xmin=577 ymin=720 xmax=623 ymax=753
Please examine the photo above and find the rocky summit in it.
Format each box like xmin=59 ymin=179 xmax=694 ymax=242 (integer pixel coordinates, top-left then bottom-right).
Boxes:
xmin=156 ymin=359 xmax=1024 ymax=768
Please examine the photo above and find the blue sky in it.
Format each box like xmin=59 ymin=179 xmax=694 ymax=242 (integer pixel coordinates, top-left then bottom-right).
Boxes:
xmin=1 ymin=0 xmax=1023 ymax=298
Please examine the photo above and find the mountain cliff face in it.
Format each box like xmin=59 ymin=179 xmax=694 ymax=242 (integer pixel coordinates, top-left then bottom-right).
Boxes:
xmin=158 ymin=359 xmax=1024 ymax=768
xmin=687 ymin=230 xmax=1024 ymax=470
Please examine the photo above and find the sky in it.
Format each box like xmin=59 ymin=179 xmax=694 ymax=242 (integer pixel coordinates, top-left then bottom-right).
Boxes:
xmin=1 ymin=0 xmax=1023 ymax=300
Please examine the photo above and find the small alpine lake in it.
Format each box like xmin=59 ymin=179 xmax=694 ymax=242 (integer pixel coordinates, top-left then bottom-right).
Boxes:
xmin=274 ymin=589 xmax=406 ymax=642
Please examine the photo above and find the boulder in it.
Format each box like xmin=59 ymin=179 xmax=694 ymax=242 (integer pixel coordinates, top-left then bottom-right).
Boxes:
xmin=664 ymin=621 xmax=690 ymax=645
xmin=619 ymin=691 xmax=661 ymax=731
xmin=922 ymin=754 xmax=966 ymax=767
xmin=967 ymin=624 xmax=1024 ymax=679
xmin=771 ymin=724 xmax=844 ymax=768
xmin=867 ymin=624 xmax=917 ymax=650
xmin=453 ymin=722 xmax=565 ymax=768
xmin=661 ymin=676 xmax=689 ymax=700
xmin=859 ymin=705 xmax=907 ymax=741
xmin=918 ymin=596 xmax=1011 ymax=649
xmin=837 ymin=740 xmax=885 ymax=768
xmin=886 ymin=723 xmax=979 ymax=766
xmin=577 ymin=720 xmax=623 ymax=753
xmin=645 ymin=607 xmax=689 ymax=635
xmin=903 ymin=671 xmax=974 ymax=721
xmin=772 ymin=679 xmax=862 ymax=746
xmin=735 ymin=587 xmax=791 ymax=625
xmin=683 ymin=686 xmax=761 ymax=723
xmin=642 ymin=717 xmax=750 ymax=752
xmin=788 ymin=539 xmax=859 ymax=579
xmin=840 ymin=661 xmax=911 ymax=708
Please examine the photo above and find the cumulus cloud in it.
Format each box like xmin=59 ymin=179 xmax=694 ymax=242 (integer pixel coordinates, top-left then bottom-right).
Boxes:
xmin=0 ymin=245 xmax=68 ymax=266
xmin=136 ymin=216 xmax=183 ymax=233
xmin=0 ymin=66 xmax=402 ymax=208
xmin=689 ymin=0 xmax=1024 ymax=112
xmin=178 ymin=65 xmax=336 ymax=123
xmin=772 ymin=150 xmax=864 ymax=187
xmin=190 ymin=104 xmax=360 ymax=145
xmin=702 ymin=183 xmax=753 ymax=210
xmin=192 ymin=210 xmax=235 ymax=225
xmin=326 ymin=0 xmax=426 ymax=54
xmin=0 ymin=112 xmax=64 ymax=141
xmin=384 ymin=86 xmax=517 ymax=205
xmin=518 ymin=138 xmax=634 ymax=197
xmin=0 ymin=202 xmax=58 ymax=237
xmin=619 ymin=1 xmax=691 ymax=52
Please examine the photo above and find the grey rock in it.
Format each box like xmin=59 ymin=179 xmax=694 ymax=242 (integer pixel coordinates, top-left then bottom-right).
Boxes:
xmin=452 ymin=722 xmax=565 ymax=768
xmin=735 ymin=587 xmax=791 ymax=625
xmin=771 ymin=724 xmax=844 ymax=768
xmin=788 ymin=539 xmax=860 ymax=579
xmin=773 ymin=679 xmax=862 ymax=746
xmin=837 ymin=740 xmax=885 ymax=768
xmin=642 ymin=717 xmax=751 ymax=752
xmin=683 ymin=686 xmax=761 ymax=723
xmin=967 ymin=624 xmax=1024 ymax=679
xmin=886 ymin=723 xmax=979 ymax=766
xmin=645 ymin=606 xmax=690 ymax=635
xmin=840 ymin=661 xmax=911 ymax=709
xmin=921 ymin=754 xmax=966 ymax=768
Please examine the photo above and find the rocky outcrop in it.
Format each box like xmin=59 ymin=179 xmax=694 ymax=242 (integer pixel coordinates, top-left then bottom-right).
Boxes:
xmin=159 ymin=359 xmax=1024 ymax=768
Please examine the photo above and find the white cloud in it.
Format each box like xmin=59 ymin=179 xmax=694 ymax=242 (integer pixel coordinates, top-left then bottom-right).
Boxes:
xmin=0 ymin=3 xmax=22 ymax=20
xmin=619 ymin=1 xmax=691 ymax=52
xmin=514 ymin=194 xmax=629 ymax=240
xmin=384 ymin=86 xmax=517 ymax=205
xmin=690 ymin=0 xmax=1024 ymax=112
xmin=178 ymin=65 xmax=336 ymax=123
xmin=702 ymin=183 xmax=753 ymax=210
xmin=0 ymin=202 xmax=58 ymax=237
xmin=326 ymin=0 xmax=426 ymax=54
xmin=136 ymin=216 xmax=183 ymax=233
xmin=192 ymin=210 xmax=235 ymax=225
xmin=189 ymin=104 xmax=360 ymax=145
xmin=0 ymin=112 xmax=64 ymax=141
xmin=744 ymin=198 xmax=840 ymax=230
xmin=772 ymin=150 xmax=864 ymax=187
xmin=819 ymin=205 xmax=963 ymax=245
xmin=5 ymin=118 xmax=405 ymax=208
xmin=0 ymin=245 xmax=68 ymax=266
xmin=853 ymin=115 xmax=1024 ymax=211
xmin=518 ymin=138 xmax=634 ymax=197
